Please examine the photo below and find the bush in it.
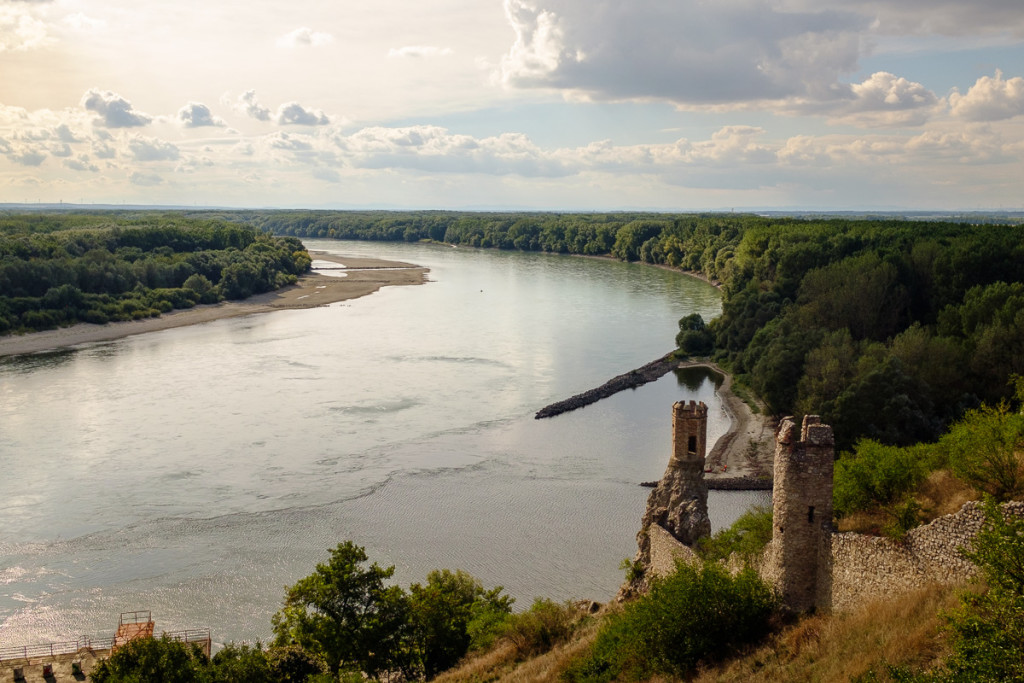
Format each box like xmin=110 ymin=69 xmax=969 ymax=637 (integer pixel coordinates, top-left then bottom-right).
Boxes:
xmin=90 ymin=636 xmax=208 ymax=683
xmin=697 ymin=505 xmax=773 ymax=565
xmin=834 ymin=440 xmax=941 ymax=518
xmin=502 ymin=598 xmax=577 ymax=659
xmin=564 ymin=562 xmax=777 ymax=682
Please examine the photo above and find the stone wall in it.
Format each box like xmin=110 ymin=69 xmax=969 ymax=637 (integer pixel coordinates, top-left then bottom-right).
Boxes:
xmin=829 ymin=501 xmax=1024 ymax=611
xmin=647 ymin=523 xmax=699 ymax=578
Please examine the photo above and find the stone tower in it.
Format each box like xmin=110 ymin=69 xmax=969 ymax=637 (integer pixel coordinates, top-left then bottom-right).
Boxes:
xmin=766 ymin=415 xmax=835 ymax=613
xmin=639 ymin=400 xmax=711 ymax=548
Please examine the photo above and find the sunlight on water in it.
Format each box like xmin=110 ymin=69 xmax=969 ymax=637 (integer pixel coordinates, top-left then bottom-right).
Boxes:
xmin=0 ymin=241 xmax=762 ymax=645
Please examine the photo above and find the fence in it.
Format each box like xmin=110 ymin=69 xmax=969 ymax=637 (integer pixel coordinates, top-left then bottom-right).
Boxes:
xmin=0 ymin=635 xmax=114 ymax=662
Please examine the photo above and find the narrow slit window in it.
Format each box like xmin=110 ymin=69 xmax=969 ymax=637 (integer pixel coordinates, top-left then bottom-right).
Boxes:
xmin=687 ymin=435 xmax=697 ymax=455
xmin=808 ymin=506 xmax=815 ymax=523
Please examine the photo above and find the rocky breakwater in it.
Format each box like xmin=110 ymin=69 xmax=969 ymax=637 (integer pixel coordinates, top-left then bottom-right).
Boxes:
xmin=534 ymin=354 xmax=679 ymax=419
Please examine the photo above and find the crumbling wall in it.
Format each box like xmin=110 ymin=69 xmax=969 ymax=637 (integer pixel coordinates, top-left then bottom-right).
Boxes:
xmin=829 ymin=501 xmax=1024 ymax=611
xmin=763 ymin=415 xmax=835 ymax=613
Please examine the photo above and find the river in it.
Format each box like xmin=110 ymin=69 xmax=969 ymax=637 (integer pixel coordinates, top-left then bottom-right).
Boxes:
xmin=0 ymin=239 xmax=767 ymax=647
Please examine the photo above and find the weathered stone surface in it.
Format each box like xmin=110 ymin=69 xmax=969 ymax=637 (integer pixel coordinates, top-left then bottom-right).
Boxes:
xmin=763 ymin=415 xmax=835 ymax=613
xmin=623 ymin=401 xmax=711 ymax=598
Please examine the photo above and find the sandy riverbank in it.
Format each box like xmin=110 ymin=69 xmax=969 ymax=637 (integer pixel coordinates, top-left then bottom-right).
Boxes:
xmin=691 ymin=361 xmax=774 ymax=481
xmin=0 ymin=252 xmax=428 ymax=358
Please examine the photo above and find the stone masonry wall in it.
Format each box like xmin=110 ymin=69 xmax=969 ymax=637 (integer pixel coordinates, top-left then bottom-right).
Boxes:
xmin=647 ymin=524 xmax=700 ymax=578
xmin=829 ymin=500 xmax=1024 ymax=611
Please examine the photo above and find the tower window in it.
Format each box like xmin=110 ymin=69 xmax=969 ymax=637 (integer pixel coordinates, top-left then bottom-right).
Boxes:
xmin=808 ymin=506 xmax=815 ymax=523
xmin=688 ymin=436 xmax=697 ymax=455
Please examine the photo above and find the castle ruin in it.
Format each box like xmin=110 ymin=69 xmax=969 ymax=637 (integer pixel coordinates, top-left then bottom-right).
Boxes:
xmin=628 ymin=400 xmax=711 ymax=592
xmin=762 ymin=415 xmax=835 ymax=613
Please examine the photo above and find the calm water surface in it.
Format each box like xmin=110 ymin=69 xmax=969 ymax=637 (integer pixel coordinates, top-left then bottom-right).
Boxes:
xmin=0 ymin=240 xmax=766 ymax=646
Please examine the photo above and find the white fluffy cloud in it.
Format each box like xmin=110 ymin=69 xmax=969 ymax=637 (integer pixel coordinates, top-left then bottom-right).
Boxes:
xmin=950 ymin=71 xmax=1024 ymax=122
xmin=0 ymin=2 xmax=51 ymax=52
xmin=82 ymin=89 xmax=151 ymax=128
xmin=235 ymin=90 xmax=271 ymax=122
xmin=276 ymin=102 xmax=330 ymax=126
xmin=277 ymin=27 xmax=334 ymax=48
xmin=128 ymin=135 xmax=180 ymax=162
xmin=388 ymin=45 xmax=454 ymax=58
xmin=499 ymin=0 xmax=868 ymax=105
xmin=177 ymin=102 xmax=225 ymax=128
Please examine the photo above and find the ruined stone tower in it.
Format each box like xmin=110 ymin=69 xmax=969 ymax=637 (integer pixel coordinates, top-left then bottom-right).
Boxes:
xmin=639 ymin=400 xmax=711 ymax=549
xmin=765 ymin=415 xmax=835 ymax=613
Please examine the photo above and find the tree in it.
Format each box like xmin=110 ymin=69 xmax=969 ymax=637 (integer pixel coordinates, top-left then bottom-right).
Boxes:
xmin=943 ymin=402 xmax=1024 ymax=502
xmin=675 ymin=313 xmax=714 ymax=357
xmin=90 ymin=636 xmax=208 ymax=683
xmin=271 ymin=541 xmax=414 ymax=679
xmin=408 ymin=569 xmax=514 ymax=679
xmin=938 ymin=499 xmax=1024 ymax=681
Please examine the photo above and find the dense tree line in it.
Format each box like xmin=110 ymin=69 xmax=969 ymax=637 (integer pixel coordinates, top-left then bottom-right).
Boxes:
xmin=0 ymin=214 xmax=311 ymax=335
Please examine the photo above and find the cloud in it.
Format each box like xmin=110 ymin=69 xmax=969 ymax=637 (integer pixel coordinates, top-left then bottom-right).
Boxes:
xmin=787 ymin=72 xmax=941 ymax=127
xmin=276 ymin=102 xmax=330 ymax=126
xmin=82 ymin=89 xmax=151 ymax=128
xmin=54 ymin=123 xmax=79 ymax=143
xmin=0 ymin=3 xmax=51 ymax=52
xmin=9 ymin=149 xmax=46 ymax=166
xmin=127 ymin=135 xmax=180 ymax=162
xmin=277 ymin=27 xmax=334 ymax=48
xmin=64 ymin=155 xmax=98 ymax=172
xmin=950 ymin=71 xmax=1024 ymax=122
xmin=335 ymin=125 xmax=572 ymax=177
xmin=177 ymin=102 xmax=225 ymax=128
xmin=388 ymin=45 xmax=454 ymax=58
xmin=498 ymin=0 xmax=868 ymax=106
xmin=803 ymin=0 xmax=1024 ymax=37
xmin=63 ymin=12 xmax=104 ymax=31
xmin=129 ymin=171 xmax=163 ymax=186
xmin=235 ymin=90 xmax=271 ymax=122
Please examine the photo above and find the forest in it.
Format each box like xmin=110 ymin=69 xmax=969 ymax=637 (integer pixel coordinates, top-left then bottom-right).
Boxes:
xmin=0 ymin=213 xmax=311 ymax=335
xmin=228 ymin=209 xmax=1024 ymax=452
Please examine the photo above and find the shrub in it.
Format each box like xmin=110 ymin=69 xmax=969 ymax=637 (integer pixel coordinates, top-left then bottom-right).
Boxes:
xmin=564 ymin=562 xmax=777 ymax=682
xmin=502 ymin=598 xmax=577 ymax=659
xmin=697 ymin=505 xmax=773 ymax=565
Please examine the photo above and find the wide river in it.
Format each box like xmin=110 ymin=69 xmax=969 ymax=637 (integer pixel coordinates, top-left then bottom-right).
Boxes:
xmin=0 ymin=239 xmax=766 ymax=647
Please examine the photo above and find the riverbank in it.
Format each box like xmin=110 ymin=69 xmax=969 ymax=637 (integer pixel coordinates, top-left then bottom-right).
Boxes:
xmin=536 ymin=355 xmax=774 ymax=485
xmin=0 ymin=253 xmax=427 ymax=357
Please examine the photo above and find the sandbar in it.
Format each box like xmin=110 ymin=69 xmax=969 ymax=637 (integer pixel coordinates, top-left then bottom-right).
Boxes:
xmin=0 ymin=252 xmax=428 ymax=358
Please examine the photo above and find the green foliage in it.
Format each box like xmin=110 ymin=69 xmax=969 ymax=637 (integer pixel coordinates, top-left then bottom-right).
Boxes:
xmin=408 ymin=569 xmax=514 ymax=678
xmin=883 ymin=497 xmax=924 ymax=540
xmin=501 ymin=598 xmax=577 ymax=659
xmin=675 ymin=312 xmax=714 ymax=356
xmin=833 ymin=440 xmax=942 ymax=518
xmin=563 ymin=562 xmax=777 ymax=682
xmin=264 ymin=645 xmax=329 ymax=682
xmin=942 ymin=402 xmax=1024 ymax=502
xmin=696 ymin=505 xmax=773 ymax=565
xmin=0 ymin=213 xmax=311 ymax=335
xmin=89 ymin=636 xmax=209 ymax=683
xmin=271 ymin=541 xmax=414 ymax=679
xmin=931 ymin=499 xmax=1024 ymax=681
xmin=208 ymin=643 xmax=273 ymax=683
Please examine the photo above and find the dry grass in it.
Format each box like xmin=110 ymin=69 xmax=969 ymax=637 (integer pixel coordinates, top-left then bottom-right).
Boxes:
xmin=692 ymin=583 xmax=958 ymax=683
xmin=435 ymin=584 xmax=959 ymax=683
xmin=433 ymin=609 xmax=603 ymax=683
xmin=837 ymin=470 xmax=978 ymax=535
xmin=916 ymin=470 xmax=976 ymax=521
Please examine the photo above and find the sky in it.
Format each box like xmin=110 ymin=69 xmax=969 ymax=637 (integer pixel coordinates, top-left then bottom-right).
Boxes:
xmin=1 ymin=0 xmax=1023 ymax=210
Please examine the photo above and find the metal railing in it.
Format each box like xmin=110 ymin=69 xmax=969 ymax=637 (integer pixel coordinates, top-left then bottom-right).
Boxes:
xmin=118 ymin=611 xmax=152 ymax=627
xmin=0 ymin=635 xmax=114 ymax=662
